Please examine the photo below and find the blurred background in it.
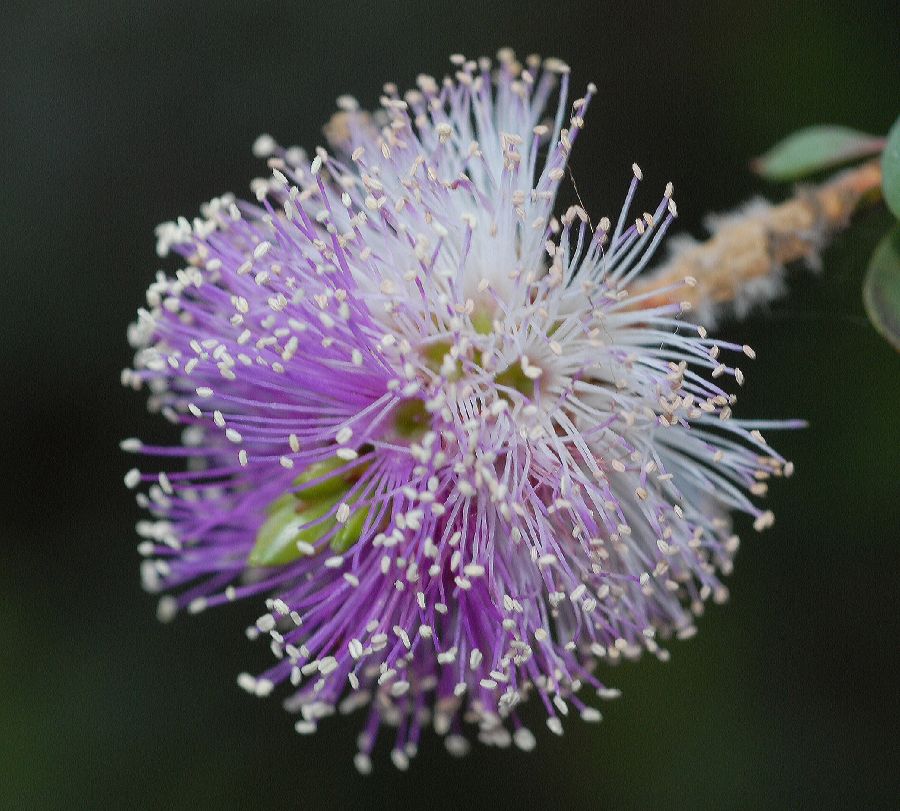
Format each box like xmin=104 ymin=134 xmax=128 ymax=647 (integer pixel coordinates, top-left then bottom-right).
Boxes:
xmin=2 ymin=1 xmax=898 ymax=808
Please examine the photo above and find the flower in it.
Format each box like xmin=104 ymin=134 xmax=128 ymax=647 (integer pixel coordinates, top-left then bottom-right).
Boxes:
xmin=124 ymin=49 xmax=796 ymax=771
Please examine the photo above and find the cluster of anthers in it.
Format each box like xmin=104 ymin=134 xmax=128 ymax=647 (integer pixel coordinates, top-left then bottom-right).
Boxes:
xmin=123 ymin=49 xmax=796 ymax=772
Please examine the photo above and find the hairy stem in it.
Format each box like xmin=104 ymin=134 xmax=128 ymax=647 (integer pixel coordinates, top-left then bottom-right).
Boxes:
xmin=630 ymin=160 xmax=884 ymax=314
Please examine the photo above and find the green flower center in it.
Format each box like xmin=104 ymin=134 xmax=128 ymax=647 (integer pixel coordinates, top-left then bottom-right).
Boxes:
xmin=391 ymin=398 xmax=430 ymax=438
xmin=494 ymin=362 xmax=536 ymax=398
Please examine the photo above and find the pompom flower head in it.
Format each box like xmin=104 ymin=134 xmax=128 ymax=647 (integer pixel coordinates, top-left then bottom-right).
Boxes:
xmin=125 ymin=50 xmax=796 ymax=770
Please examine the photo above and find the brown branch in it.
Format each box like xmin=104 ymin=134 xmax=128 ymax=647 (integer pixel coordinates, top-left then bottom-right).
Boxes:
xmin=630 ymin=160 xmax=884 ymax=312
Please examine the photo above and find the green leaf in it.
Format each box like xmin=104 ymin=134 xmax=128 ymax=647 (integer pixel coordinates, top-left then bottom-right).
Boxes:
xmin=881 ymin=115 xmax=900 ymax=219
xmin=753 ymin=125 xmax=884 ymax=181
xmin=863 ymin=226 xmax=900 ymax=352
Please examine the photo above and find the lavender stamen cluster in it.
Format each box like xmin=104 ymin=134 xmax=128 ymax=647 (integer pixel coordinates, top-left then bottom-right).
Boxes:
xmin=123 ymin=49 xmax=796 ymax=772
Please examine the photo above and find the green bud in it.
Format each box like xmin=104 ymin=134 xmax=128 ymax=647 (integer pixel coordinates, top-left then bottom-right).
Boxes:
xmin=265 ymin=490 xmax=300 ymax=516
xmin=248 ymin=496 xmax=339 ymax=567
xmin=292 ymin=457 xmax=349 ymax=500
xmin=331 ymin=503 xmax=371 ymax=553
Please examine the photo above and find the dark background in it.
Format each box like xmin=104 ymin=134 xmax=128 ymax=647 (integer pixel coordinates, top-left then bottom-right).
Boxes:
xmin=2 ymin=1 xmax=898 ymax=808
